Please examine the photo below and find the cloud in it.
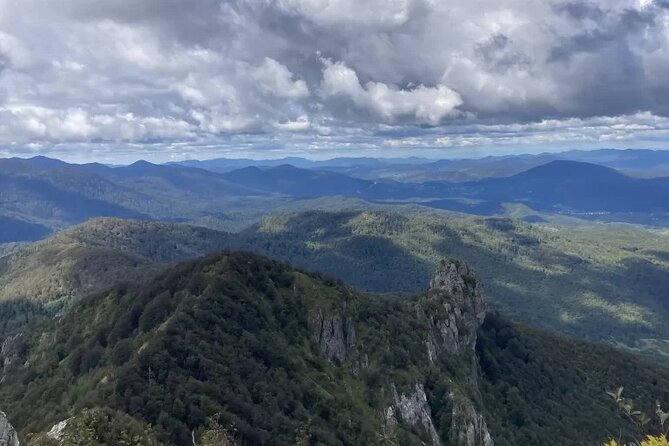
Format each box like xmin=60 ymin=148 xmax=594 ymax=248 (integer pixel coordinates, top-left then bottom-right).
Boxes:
xmin=0 ymin=104 xmax=195 ymax=142
xmin=0 ymin=0 xmax=668 ymax=159
xmin=253 ymin=58 xmax=310 ymax=99
xmin=277 ymin=0 xmax=420 ymax=27
xmin=321 ymin=59 xmax=462 ymax=124
xmin=274 ymin=115 xmax=311 ymax=131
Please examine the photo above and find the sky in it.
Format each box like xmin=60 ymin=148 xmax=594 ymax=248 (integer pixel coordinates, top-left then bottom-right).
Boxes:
xmin=1 ymin=0 xmax=669 ymax=163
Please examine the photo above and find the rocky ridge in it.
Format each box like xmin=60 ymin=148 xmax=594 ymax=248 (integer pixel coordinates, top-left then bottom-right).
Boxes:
xmin=7 ymin=254 xmax=494 ymax=445
xmin=425 ymin=259 xmax=487 ymax=355
xmin=383 ymin=259 xmax=494 ymax=446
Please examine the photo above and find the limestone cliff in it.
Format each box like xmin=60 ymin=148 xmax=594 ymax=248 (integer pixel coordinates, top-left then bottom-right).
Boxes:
xmin=424 ymin=259 xmax=487 ymax=356
xmin=449 ymin=393 xmax=495 ymax=446
xmin=387 ymin=383 xmax=442 ymax=446
xmin=0 ymin=411 xmax=19 ymax=446
xmin=310 ymin=309 xmax=356 ymax=362
xmin=384 ymin=259 xmax=494 ymax=446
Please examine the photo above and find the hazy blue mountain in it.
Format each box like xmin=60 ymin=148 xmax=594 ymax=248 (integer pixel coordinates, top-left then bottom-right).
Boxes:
xmin=221 ymin=164 xmax=374 ymax=197
xmin=172 ymin=156 xmax=317 ymax=171
xmin=0 ymin=172 xmax=146 ymax=226
xmin=307 ymin=149 xmax=669 ymax=182
xmin=104 ymin=160 xmax=260 ymax=198
xmin=4 ymin=154 xmax=669 ymax=245
xmin=562 ymin=148 xmax=669 ymax=175
xmin=0 ymin=157 xmax=266 ymax=241
xmin=422 ymin=161 xmax=669 ymax=218
xmin=171 ymin=155 xmax=433 ymax=173
xmin=221 ymin=160 xmax=669 ymax=220
xmin=167 ymin=149 xmax=669 ymax=182
xmin=0 ymin=216 xmax=51 ymax=243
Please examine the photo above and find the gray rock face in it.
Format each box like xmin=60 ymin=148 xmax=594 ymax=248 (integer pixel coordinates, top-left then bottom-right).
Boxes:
xmin=310 ymin=310 xmax=355 ymax=362
xmin=0 ymin=411 xmax=19 ymax=446
xmin=424 ymin=260 xmax=487 ymax=357
xmin=449 ymin=394 xmax=494 ymax=446
xmin=1 ymin=335 xmax=22 ymax=369
xmin=46 ymin=420 xmax=68 ymax=445
xmin=387 ymin=384 xmax=442 ymax=446
xmin=413 ymin=260 xmax=494 ymax=446
xmin=0 ymin=334 xmax=24 ymax=382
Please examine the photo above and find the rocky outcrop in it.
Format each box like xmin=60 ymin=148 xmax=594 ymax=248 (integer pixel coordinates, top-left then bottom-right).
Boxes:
xmin=386 ymin=383 xmax=442 ymax=446
xmin=1 ymin=334 xmax=23 ymax=370
xmin=310 ymin=310 xmax=356 ymax=362
xmin=423 ymin=260 xmax=487 ymax=357
xmin=0 ymin=411 xmax=19 ymax=446
xmin=449 ymin=393 xmax=494 ymax=446
xmin=398 ymin=260 xmax=494 ymax=446
xmin=46 ymin=420 xmax=68 ymax=444
xmin=1 ymin=334 xmax=25 ymax=383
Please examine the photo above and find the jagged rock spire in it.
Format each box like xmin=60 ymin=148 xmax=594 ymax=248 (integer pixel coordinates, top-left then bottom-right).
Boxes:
xmin=425 ymin=259 xmax=488 ymax=356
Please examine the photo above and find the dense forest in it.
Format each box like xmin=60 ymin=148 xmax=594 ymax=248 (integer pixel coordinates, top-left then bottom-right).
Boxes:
xmin=236 ymin=210 xmax=669 ymax=362
xmin=4 ymin=210 xmax=669 ymax=364
xmin=1 ymin=251 xmax=668 ymax=445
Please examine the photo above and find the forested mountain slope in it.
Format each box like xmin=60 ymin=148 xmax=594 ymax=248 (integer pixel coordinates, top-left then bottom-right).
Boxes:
xmin=4 ymin=211 xmax=669 ymax=363
xmin=238 ymin=211 xmax=669 ymax=360
xmin=0 ymin=252 xmax=667 ymax=446
xmin=0 ymin=218 xmax=232 ymax=305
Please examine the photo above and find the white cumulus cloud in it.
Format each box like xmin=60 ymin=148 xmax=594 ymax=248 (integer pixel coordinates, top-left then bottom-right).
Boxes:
xmin=321 ymin=59 xmax=462 ymax=124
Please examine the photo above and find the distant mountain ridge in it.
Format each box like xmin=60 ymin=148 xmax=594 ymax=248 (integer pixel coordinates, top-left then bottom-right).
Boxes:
xmin=512 ymin=159 xmax=628 ymax=181
xmin=0 ymin=156 xmax=272 ymax=241
xmin=169 ymin=148 xmax=669 ymax=180
xmin=3 ymin=152 xmax=669 ymax=244
xmin=220 ymin=160 xmax=669 ymax=218
xmin=458 ymin=160 xmax=669 ymax=214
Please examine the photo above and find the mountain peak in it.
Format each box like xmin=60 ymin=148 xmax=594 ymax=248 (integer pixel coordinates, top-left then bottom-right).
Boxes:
xmin=0 ymin=155 xmax=69 ymax=171
xmin=515 ymin=160 xmax=626 ymax=181
xmin=126 ymin=160 xmax=156 ymax=168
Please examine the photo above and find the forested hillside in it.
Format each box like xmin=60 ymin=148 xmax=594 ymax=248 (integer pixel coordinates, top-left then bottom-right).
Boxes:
xmin=238 ymin=211 xmax=669 ymax=360
xmin=3 ymin=211 xmax=669 ymax=363
xmin=0 ymin=252 xmax=667 ymax=446
xmin=0 ymin=218 xmax=232 ymax=305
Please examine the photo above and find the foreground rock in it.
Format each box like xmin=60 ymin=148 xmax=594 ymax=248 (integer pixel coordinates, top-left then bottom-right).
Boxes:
xmin=381 ymin=259 xmax=494 ymax=446
xmin=0 ymin=411 xmax=19 ymax=446
xmin=426 ymin=259 xmax=488 ymax=355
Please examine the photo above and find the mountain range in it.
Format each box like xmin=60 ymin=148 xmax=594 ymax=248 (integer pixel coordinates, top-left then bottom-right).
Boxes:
xmin=171 ymin=148 xmax=669 ymax=180
xmin=2 ymin=149 xmax=669 ymax=444
xmin=3 ymin=151 xmax=669 ymax=245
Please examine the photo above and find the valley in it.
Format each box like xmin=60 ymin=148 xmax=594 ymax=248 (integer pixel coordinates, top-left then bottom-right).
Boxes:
xmin=4 ymin=2 xmax=669 ymax=443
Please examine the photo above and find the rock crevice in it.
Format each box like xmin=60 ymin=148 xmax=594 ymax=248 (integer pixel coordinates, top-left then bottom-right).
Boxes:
xmin=310 ymin=310 xmax=356 ymax=362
